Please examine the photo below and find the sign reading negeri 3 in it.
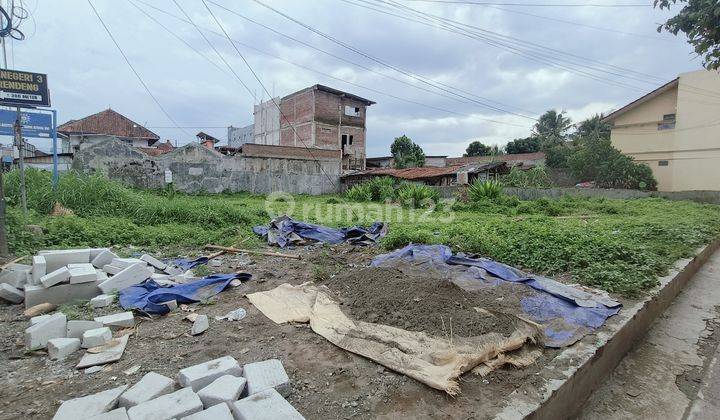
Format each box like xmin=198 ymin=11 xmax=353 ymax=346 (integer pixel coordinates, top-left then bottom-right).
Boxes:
xmin=0 ymin=68 xmax=50 ymax=108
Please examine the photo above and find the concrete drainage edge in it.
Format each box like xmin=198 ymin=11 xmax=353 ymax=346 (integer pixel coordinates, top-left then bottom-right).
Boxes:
xmin=495 ymin=237 xmax=720 ymax=420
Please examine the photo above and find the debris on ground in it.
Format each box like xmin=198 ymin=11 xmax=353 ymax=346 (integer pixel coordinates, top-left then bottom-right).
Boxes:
xmin=190 ymin=314 xmax=209 ymax=336
xmin=247 ymin=282 xmax=538 ymax=395
xmin=215 ymin=307 xmax=247 ymax=321
xmin=119 ymin=273 xmax=251 ymax=314
xmin=51 ymin=355 xmax=301 ymax=419
xmin=253 ymin=215 xmax=387 ymax=247
xmin=371 ymin=244 xmax=622 ymax=347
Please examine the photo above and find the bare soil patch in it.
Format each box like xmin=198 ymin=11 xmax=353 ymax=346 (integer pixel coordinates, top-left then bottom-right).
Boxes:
xmin=0 ymin=244 xmax=563 ymax=419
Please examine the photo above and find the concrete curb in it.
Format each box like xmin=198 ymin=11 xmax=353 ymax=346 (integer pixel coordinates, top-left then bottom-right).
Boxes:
xmin=496 ymin=237 xmax=720 ymax=420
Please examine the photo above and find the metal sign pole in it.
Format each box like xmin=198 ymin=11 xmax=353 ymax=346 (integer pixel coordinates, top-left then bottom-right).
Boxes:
xmin=52 ymin=109 xmax=58 ymax=189
xmin=13 ymin=106 xmax=26 ymax=215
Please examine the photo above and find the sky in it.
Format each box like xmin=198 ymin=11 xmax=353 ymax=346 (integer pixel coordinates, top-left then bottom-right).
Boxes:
xmin=3 ymin=0 xmax=706 ymax=157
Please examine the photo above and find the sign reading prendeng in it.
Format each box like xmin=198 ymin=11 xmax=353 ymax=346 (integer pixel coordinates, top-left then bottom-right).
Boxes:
xmin=0 ymin=69 xmax=50 ymax=107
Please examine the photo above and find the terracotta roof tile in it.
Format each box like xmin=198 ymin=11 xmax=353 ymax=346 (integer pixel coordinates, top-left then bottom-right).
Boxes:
xmin=58 ymin=109 xmax=159 ymax=143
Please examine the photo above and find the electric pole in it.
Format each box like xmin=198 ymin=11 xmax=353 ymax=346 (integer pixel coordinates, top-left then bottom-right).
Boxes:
xmin=0 ymin=0 xmax=9 ymax=256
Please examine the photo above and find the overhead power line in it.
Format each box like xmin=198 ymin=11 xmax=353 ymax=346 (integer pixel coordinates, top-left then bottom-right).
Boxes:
xmin=197 ymin=0 xmax=343 ymax=189
xmin=365 ymin=0 xmax=664 ymax=86
xmin=170 ymin=0 xmax=257 ymax=102
xmin=248 ymin=0 xmax=538 ymax=120
xmin=400 ymin=0 xmax=652 ymax=7
xmin=130 ymin=0 xmax=531 ymax=128
xmin=86 ymin=0 xmax=190 ymax=138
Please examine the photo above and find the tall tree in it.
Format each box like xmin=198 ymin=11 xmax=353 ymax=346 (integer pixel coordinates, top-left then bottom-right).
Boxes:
xmin=391 ymin=135 xmax=426 ymax=168
xmin=533 ymin=110 xmax=573 ymax=147
xmin=574 ymin=114 xmax=611 ymax=143
xmin=655 ymin=1 xmax=720 ymax=70
xmin=505 ymin=136 xmax=541 ymax=154
xmin=464 ymin=141 xmax=492 ymax=157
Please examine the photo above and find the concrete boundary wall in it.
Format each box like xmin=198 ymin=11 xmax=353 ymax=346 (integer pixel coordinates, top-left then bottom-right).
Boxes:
xmin=496 ymin=237 xmax=720 ymax=419
xmin=72 ymin=138 xmax=340 ymax=195
xmin=433 ymin=185 xmax=720 ymax=204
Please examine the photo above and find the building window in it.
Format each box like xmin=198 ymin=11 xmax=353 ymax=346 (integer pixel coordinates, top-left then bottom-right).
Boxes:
xmin=658 ymin=160 xmax=669 ymax=166
xmin=344 ymin=106 xmax=360 ymax=117
xmin=349 ymin=135 xmax=353 ymax=145
xmin=341 ymin=134 xmax=348 ymax=148
xmin=658 ymin=114 xmax=676 ymax=130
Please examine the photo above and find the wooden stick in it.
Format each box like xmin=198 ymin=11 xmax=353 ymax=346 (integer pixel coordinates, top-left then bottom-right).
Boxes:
xmin=204 ymin=245 xmax=301 ymax=260
xmin=1 ymin=255 xmax=27 ymax=270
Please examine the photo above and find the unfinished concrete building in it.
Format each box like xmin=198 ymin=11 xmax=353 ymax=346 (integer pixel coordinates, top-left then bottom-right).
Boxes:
xmin=250 ymin=85 xmax=375 ymax=171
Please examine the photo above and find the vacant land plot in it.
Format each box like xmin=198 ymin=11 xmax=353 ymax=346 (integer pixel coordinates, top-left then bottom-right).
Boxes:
xmin=5 ymin=169 xmax=720 ymax=296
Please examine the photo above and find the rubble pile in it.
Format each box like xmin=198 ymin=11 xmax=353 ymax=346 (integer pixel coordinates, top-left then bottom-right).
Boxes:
xmin=52 ymin=356 xmax=304 ymax=420
xmin=0 ymin=248 xmax=199 ymax=309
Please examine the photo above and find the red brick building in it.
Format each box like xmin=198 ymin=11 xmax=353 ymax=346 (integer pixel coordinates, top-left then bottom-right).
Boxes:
xmin=253 ymin=85 xmax=374 ymax=171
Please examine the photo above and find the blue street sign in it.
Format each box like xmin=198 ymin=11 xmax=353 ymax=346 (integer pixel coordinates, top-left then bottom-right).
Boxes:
xmin=0 ymin=108 xmax=53 ymax=138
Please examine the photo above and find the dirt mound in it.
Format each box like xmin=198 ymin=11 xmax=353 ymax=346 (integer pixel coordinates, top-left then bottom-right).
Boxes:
xmin=324 ymin=265 xmax=536 ymax=339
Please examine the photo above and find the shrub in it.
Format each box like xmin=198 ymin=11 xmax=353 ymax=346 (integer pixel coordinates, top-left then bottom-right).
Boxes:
xmin=468 ymin=180 xmax=503 ymax=201
xmin=345 ymin=183 xmax=373 ymax=202
xmin=395 ymin=182 xmax=439 ymax=208
xmin=567 ymin=138 xmax=657 ymax=190
xmin=545 ymin=144 xmax=574 ymax=168
xmin=501 ymin=165 xmax=552 ymax=188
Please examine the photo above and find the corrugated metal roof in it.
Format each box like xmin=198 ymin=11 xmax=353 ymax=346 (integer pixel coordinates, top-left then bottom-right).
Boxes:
xmin=58 ymin=109 xmax=160 ymax=142
xmin=343 ymin=161 xmax=506 ymax=180
xmin=446 ymin=152 xmax=545 ymax=166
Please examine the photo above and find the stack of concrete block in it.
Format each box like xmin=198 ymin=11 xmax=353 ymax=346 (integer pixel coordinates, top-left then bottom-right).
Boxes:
xmin=24 ymin=310 xmax=133 ymax=364
xmin=2 ymin=248 xmax=179 ymax=308
xmin=51 ymin=356 xmax=304 ymax=420
xmin=20 ymin=248 xmax=114 ymax=308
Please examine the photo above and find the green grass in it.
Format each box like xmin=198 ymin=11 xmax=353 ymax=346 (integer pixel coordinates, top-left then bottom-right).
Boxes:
xmin=5 ymin=169 xmax=720 ymax=297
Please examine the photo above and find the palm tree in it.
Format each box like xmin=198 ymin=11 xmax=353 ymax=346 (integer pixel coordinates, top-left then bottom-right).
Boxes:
xmin=533 ymin=110 xmax=572 ymax=147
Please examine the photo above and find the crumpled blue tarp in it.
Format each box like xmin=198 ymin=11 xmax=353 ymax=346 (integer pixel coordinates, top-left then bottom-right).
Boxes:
xmin=171 ymin=257 xmax=209 ymax=271
xmin=372 ymin=244 xmax=621 ymax=348
xmin=119 ymin=273 xmax=251 ymax=315
xmin=253 ymin=215 xmax=387 ymax=247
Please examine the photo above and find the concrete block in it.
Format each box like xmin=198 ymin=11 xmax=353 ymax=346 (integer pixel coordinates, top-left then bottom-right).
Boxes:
xmin=39 ymin=249 xmax=91 ymax=272
xmin=150 ymin=273 xmax=170 ymax=282
xmin=243 ymin=359 xmax=290 ymax=397
xmin=180 ymin=403 xmax=233 ymax=420
xmin=178 ymin=356 xmax=243 ymax=391
xmin=91 ymin=294 xmax=115 ymax=308
xmin=140 ymin=254 xmax=167 ymax=270
xmin=118 ymin=371 xmax=175 ymax=408
xmin=164 ymin=265 xmax=184 ymax=276
xmin=32 ymin=255 xmax=47 ymax=285
xmin=24 ymin=281 xmax=102 ymax=308
xmin=92 ymin=249 xmax=119 ymax=269
xmin=197 ymin=375 xmax=246 ymax=407
xmin=0 ymin=263 xmax=31 ymax=288
xmin=103 ymin=265 xmax=123 ymax=275
xmin=31 ymin=314 xmax=51 ymax=325
xmin=88 ymin=407 xmax=129 ymax=420
xmin=69 ymin=263 xmax=98 ymax=284
xmin=82 ymin=327 xmax=112 ymax=348
xmin=111 ymin=258 xmax=145 ymax=269
xmin=25 ymin=312 xmax=67 ymax=350
xmin=99 ymin=263 xmax=152 ymax=294
xmin=67 ymin=320 xmax=104 ymax=339
xmin=230 ymin=388 xmax=305 ymax=420
xmin=126 ymin=387 xmax=203 ymax=420
xmin=95 ymin=311 xmax=135 ymax=328
xmin=0 ymin=283 xmax=24 ymax=303
xmin=40 ymin=267 xmax=71 ymax=288
xmin=191 ymin=315 xmax=208 ymax=335
xmin=52 ymin=385 xmax=127 ymax=420
xmin=88 ymin=248 xmax=111 ymax=261
xmin=48 ymin=337 xmax=81 ymax=360
xmin=97 ymin=270 xmax=109 ymax=282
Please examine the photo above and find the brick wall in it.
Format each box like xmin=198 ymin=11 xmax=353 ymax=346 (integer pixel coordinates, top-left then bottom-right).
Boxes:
xmin=242 ymin=143 xmax=341 ymax=161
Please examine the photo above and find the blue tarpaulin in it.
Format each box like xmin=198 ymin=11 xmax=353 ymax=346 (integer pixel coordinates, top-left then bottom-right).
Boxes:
xmin=119 ymin=273 xmax=251 ymax=315
xmin=372 ymin=244 xmax=621 ymax=348
xmin=253 ymin=215 xmax=387 ymax=247
xmin=171 ymin=257 xmax=209 ymax=271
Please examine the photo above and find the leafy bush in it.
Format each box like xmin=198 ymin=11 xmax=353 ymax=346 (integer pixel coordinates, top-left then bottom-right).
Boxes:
xmin=468 ymin=180 xmax=503 ymax=201
xmin=395 ymin=182 xmax=439 ymax=208
xmin=345 ymin=183 xmax=373 ymax=202
xmin=544 ymin=144 xmax=574 ymax=168
xmin=567 ymin=138 xmax=657 ymax=190
xmin=345 ymin=177 xmax=395 ymax=202
xmin=501 ymin=166 xmax=552 ymax=188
